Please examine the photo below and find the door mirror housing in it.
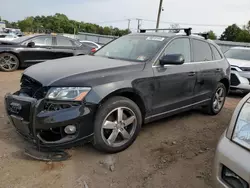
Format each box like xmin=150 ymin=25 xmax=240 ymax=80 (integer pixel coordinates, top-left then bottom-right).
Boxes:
xmin=159 ymin=54 xmax=185 ymax=66
xmin=27 ymin=41 xmax=35 ymax=48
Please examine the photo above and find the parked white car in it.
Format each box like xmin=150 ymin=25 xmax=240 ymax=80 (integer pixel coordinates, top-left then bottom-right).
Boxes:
xmin=0 ymin=33 xmax=19 ymax=42
xmin=80 ymin=40 xmax=102 ymax=52
xmin=225 ymin=47 xmax=250 ymax=92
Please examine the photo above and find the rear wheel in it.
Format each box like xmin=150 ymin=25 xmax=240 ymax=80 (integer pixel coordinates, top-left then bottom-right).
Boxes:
xmin=0 ymin=53 xmax=19 ymax=72
xmin=93 ymin=96 xmax=142 ymax=153
xmin=203 ymin=83 xmax=226 ymax=115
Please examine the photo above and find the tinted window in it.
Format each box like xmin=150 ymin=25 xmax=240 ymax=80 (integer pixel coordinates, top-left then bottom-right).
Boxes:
xmin=57 ymin=37 xmax=73 ymax=46
xmin=163 ymin=38 xmax=191 ymax=62
xmin=31 ymin=36 xmax=53 ymax=46
xmin=95 ymin=35 xmax=167 ymax=62
xmin=193 ymin=39 xmax=212 ymax=62
xmin=225 ymin=48 xmax=250 ymax=61
xmin=211 ymin=45 xmax=222 ymax=60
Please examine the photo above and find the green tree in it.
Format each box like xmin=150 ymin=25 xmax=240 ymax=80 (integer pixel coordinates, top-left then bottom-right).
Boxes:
xmin=220 ymin=24 xmax=242 ymax=41
xmin=208 ymin=30 xmax=217 ymax=40
xmin=236 ymin=30 xmax=250 ymax=42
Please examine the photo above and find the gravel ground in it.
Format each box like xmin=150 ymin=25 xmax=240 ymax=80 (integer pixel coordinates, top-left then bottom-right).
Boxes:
xmin=0 ymin=70 xmax=242 ymax=188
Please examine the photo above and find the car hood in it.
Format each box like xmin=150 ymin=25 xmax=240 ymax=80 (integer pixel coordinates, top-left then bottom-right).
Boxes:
xmin=23 ymin=55 xmax=145 ymax=86
xmin=227 ymin=58 xmax=250 ymax=67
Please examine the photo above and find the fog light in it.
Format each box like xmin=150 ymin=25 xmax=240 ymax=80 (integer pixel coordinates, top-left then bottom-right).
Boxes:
xmin=64 ymin=125 xmax=76 ymax=134
xmin=222 ymin=166 xmax=248 ymax=188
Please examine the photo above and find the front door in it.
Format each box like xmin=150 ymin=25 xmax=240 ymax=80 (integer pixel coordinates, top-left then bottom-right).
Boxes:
xmin=151 ymin=37 xmax=197 ymax=116
xmin=20 ymin=35 xmax=55 ymax=65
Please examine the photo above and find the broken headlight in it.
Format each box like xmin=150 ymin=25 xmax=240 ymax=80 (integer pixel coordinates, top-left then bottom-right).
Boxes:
xmin=232 ymin=102 xmax=250 ymax=149
xmin=46 ymin=87 xmax=91 ymax=101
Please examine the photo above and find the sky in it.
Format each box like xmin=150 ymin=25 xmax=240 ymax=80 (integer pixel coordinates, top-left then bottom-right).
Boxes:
xmin=1 ymin=0 xmax=250 ymax=36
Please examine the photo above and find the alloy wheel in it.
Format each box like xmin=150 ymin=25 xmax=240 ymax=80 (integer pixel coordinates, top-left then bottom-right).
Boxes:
xmin=0 ymin=53 xmax=19 ymax=71
xmin=101 ymin=107 xmax=137 ymax=147
xmin=213 ymin=87 xmax=225 ymax=112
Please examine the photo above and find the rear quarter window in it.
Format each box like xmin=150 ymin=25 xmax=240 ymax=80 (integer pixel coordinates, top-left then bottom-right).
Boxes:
xmin=210 ymin=44 xmax=223 ymax=60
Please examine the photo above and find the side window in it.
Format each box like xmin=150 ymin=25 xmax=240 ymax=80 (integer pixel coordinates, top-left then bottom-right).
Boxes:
xmin=83 ymin=42 xmax=98 ymax=48
xmin=162 ymin=38 xmax=191 ymax=63
xmin=31 ymin=36 xmax=53 ymax=46
xmin=210 ymin=45 xmax=223 ymax=60
xmin=193 ymin=39 xmax=213 ymax=62
xmin=56 ymin=37 xmax=73 ymax=46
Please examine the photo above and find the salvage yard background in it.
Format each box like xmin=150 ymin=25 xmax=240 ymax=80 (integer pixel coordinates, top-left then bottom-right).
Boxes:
xmin=0 ymin=71 xmax=242 ymax=188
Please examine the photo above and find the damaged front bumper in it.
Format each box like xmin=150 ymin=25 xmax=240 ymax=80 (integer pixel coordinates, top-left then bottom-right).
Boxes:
xmin=4 ymin=92 xmax=96 ymax=149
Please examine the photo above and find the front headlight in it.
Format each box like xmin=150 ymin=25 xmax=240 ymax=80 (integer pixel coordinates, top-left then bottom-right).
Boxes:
xmin=46 ymin=87 xmax=91 ymax=101
xmin=232 ymin=102 xmax=250 ymax=149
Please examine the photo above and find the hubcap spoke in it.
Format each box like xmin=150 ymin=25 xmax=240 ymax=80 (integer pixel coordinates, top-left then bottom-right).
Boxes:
xmin=103 ymin=120 xmax=116 ymax=129
xmin=107 ymin=130 xmax=119 ymax=144
xmin=124 ymin=116 xmax=135 ymax=127
xmin=117 ymin=108 xmax=123 ymax=122
xmin=120 ymin=129 xmax=131 ymax=139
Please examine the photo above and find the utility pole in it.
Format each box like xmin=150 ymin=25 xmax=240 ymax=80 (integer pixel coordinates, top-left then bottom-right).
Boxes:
xmin=127 ymin=19 xmax=131 ymax=31
xmin=136 ymin=18 xmax=142 ymax=33
xmin=156 ymin=0 xmax=163 ymax=31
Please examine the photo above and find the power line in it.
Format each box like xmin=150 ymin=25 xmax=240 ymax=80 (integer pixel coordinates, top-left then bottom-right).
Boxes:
xmin=138 ymin=18 xmax=245 ymax=28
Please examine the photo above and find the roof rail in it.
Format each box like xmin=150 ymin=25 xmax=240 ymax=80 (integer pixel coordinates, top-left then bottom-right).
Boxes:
xmin=139 ymin=28 xmax=192 ymax=36
xmin=192 ymin=33 xmax=209 ymax=40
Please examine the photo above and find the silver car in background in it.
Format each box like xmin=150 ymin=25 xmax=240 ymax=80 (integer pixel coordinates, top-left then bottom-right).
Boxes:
xmin=213 ymin=92 xmax=250 ymax=188
xmin=225 ymin=47 xmax=250 ymax=92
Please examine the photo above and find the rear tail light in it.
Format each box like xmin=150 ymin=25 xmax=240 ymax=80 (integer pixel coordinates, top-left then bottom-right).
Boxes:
xmin=91 ymin=48 xmax=97 ymax=52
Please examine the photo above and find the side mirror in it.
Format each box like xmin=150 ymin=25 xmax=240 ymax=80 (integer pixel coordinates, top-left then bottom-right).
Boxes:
xmin=159 ymin=54 xmax=185 ymax=66
xmin=27 ymin=41 xmax=35 ymax=48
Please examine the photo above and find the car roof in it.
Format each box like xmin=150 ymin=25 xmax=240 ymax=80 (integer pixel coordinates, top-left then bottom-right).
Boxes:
xmin=128 ymin=32 xmax=218 ymax=45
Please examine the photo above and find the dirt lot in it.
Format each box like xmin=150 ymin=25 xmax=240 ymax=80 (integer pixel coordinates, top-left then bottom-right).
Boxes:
xmin=0 ymin=70 xmax=242 ymax=188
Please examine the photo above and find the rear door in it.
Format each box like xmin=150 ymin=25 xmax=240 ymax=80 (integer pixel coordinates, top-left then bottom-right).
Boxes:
xmin=192 ymin=39 xmax=220 ymax=102
xmin=151 ymin=37 xmax=197 ymax=116
xmin=53 ymin=36 xmax=75 ymax=59
xmin=19 ymin=35 xmax=54 ymax=64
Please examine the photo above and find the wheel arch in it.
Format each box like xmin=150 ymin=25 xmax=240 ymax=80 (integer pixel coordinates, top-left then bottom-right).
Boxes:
xmin=220 ymin=77 xmax=230 ymax=93
xmin=98 ymin=88 xmax=147 ymax=121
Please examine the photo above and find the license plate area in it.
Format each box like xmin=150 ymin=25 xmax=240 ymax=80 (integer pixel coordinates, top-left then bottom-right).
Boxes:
xmin=5 ymin=94 xmax=36 ymax=122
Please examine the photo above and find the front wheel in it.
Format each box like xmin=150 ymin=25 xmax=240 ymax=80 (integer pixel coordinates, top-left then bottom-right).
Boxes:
xmin=203 ymin=83 xmax=226 ymax=115
xmin=0 ymin=53 xmax=20 ymax=72
xmin=93 ymin=96 xmax=142 ymax=153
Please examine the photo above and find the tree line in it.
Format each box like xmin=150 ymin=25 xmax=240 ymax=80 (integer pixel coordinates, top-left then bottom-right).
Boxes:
xmin=1 ymin=13 xmax=250 ymax=42
xmin=1 ymin=13 xmax=130 ymax=36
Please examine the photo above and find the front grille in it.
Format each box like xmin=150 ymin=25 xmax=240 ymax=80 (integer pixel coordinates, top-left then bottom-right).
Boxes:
xmin=230 ymin=73 xmax=240 ymax=86
xmin=20 ymin=75 xmax=46 ymax=99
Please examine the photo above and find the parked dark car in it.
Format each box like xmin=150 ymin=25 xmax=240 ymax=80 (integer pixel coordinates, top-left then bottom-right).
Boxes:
xmin=4 ymin=28 xmax=230 ymax=153
xmin=0 ymin=34 xmax=92 ymax=72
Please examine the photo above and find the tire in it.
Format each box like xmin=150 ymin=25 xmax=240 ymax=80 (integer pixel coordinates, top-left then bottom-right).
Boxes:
xmin=93 ymin=96 xmax=142 ymax=153
xmin=0 ymin=53 xmax=19 ymax=72
xmin=203 ymin=83 xmax=226 ymax=115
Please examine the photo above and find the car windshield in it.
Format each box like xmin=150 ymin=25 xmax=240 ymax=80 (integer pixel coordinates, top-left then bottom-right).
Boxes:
xmin=225 ymin=48 xmax=250 ymax=61
xmin=94 ymin=35 xmax=167 ymax=62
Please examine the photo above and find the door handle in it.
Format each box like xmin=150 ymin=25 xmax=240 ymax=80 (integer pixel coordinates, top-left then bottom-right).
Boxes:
xmin=216 ymin=68 xmax=221 ymax=72
xmin=188 ymin=72 xmax=196 ymax=76
xmin=46 ymin=47 xmax=52 ymax=49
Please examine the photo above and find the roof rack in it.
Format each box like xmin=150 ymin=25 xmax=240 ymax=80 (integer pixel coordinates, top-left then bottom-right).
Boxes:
xmin=192 ymin=32 xmax=209 ymax=40
xmin=139 ymin=28 xmax=192 ymax=36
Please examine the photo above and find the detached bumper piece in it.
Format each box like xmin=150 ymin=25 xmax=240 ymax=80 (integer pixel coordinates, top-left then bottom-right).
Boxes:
xmin=4 ymin=92 xmax=94 ymax=160
xmin=24 ymin=146 xmax=71 ymax=162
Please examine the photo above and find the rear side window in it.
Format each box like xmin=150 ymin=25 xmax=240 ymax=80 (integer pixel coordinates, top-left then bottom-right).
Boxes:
xmin=193 ymin=39 xmax=213 ymax=62
xmin=211 ymin=45 xmax=222 ymax=60
xmin=56 ymin=37 xmax=73 ymax=46
xmin=83 ymin=42 xmax=98 ymax=48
